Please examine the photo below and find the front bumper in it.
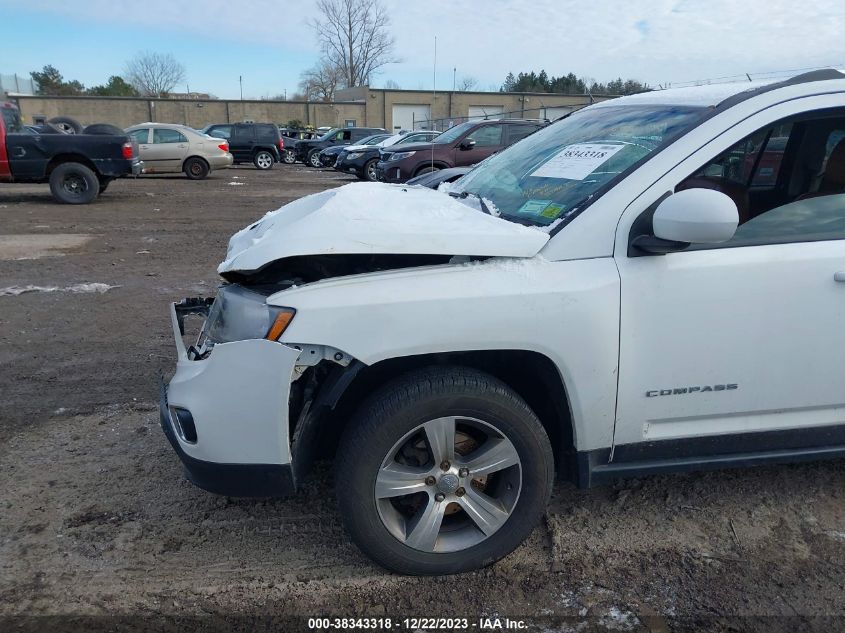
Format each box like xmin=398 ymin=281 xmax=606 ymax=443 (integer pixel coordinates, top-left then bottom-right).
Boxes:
xmin=375 ymin=160 xmax=408 ymax=183
xmin=160 ymin=300 xmax=301 ymax=496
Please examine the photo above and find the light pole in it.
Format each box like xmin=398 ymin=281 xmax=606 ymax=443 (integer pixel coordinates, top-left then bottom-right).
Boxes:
xmin=239 ymin=75 xmax=243 ymax=100
xmin=453 ymin=67 xmax=456 ymax=92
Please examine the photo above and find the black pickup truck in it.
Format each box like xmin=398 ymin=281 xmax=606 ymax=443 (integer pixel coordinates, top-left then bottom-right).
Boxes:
xmin=0 ymin=102 xmax=142 ymax=203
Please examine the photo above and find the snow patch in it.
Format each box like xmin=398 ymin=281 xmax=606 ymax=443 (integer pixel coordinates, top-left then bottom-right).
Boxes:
xmin=227 ymin=181 xmax=245 ymax=186
xmin=0 ymin=283 xmax=119 ymax=297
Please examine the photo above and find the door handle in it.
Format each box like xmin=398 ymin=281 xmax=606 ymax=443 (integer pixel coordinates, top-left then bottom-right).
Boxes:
xmin=835 ymin=271 xmax=845 ymax=282
xmin=11 ymin=147 xmax=25 ymax=157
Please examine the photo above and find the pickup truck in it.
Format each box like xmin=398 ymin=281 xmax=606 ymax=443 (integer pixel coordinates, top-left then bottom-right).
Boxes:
xmin=160 ymin=69 xmax=845 ymax=575
xmin=0 ymin=102 xmax=141 ymax=203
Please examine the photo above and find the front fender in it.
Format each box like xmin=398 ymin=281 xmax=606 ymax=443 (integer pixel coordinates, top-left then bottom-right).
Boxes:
xmin=272 ymin=257 xmax=621 ymax=451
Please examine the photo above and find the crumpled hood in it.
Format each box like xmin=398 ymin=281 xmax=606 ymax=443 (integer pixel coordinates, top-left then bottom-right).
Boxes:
xmin=218 ymin=182 xmax=549 ymax=274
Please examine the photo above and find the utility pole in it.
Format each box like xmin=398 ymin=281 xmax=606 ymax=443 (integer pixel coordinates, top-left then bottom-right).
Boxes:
xmin=239 ymin=75 xmax=243 ymax=100
xmin=284 ymin=88 xmax=287 ymax=101
xmin=453 ymin=67 xmax=456 ymax=92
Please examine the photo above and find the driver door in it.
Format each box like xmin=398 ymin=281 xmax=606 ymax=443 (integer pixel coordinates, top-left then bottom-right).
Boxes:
xmin=454 ymin=124 xmax=504 ymax=166
xmin=612 ymin=97 xmax=845 ymax=460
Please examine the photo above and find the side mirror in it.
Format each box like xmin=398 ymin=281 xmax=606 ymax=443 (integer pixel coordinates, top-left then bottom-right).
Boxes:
xmin=459 ymin=138 xmax=476 ymax=151
xmin=632 ymin=188 xmax=739 ymax=255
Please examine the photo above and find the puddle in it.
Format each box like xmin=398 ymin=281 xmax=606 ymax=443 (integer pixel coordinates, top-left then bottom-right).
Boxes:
xmin=0 ymin=234 xmax=95 ymax=260
xmin=0 ymin=283 xmax=119 ymax=297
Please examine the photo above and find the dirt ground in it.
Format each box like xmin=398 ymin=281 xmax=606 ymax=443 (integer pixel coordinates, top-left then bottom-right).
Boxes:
xmin=1 ymin=166 xmax=844 ymax=632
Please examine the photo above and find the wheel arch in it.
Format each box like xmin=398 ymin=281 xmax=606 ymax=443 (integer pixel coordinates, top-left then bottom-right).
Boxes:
xmin=291 ymin=349 xmax=576 ymax=484
xmin=46 ymin=154 xmax=99 ymax=176
xmin=182 ymin=154 xmax=210 ymax=170
xmin=413 ymin=161 xmax=450 ymax=176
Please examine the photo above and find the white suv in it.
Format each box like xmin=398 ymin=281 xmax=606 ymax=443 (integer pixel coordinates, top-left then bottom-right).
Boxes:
xmin=161 ymin=69 xmax=845 ymax=575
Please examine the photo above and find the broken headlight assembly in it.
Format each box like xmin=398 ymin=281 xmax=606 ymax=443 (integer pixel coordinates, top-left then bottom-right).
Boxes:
xmin=197 ymin=284 xmax=295 ymax=350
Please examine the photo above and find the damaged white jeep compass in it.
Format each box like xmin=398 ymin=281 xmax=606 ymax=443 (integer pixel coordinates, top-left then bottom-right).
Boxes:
xmin=161 ymin=70 xmax=845 ymax=575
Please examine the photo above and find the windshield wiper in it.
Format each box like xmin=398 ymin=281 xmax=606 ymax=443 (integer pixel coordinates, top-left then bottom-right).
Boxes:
xmin=449 ymin=190 xmax=493 ymax=215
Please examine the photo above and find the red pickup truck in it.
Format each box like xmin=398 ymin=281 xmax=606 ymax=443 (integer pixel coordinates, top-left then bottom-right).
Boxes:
xmin=0 ymin=102 xmax=142 ymax=203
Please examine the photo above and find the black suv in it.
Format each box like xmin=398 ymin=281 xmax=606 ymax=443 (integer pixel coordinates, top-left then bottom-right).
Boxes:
xmin=201 ymin=123 xmax=283 ymax=170
xmin=295 ymin=127 xmax=387 ymax=167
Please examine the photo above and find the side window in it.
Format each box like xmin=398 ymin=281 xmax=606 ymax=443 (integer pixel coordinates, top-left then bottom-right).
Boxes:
xmin=128 ymin=128 xmax=150 ymax=144
xmin=209 ymin=125 xmax=232 ymax=140
xmin=466 ymin=124 xmax=503 ymax=147
xmin=506 ymin=125 xmax=538 ymax=145
xmin=153 ymin=128 xmax=187 ymax=143
xmin=677 ymin=111 xmax=845 ymax=247
xmin=234 ymin=125 xmax=250 ymax=139
xmin=335 ymin=130 xmax=351 ymax=141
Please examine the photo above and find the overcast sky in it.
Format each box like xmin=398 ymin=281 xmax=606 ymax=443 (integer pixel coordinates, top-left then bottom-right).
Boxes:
xmin=1 ymin=0 xmax=844 ymax=98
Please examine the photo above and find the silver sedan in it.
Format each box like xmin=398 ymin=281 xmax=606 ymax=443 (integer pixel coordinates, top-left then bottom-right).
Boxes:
xmin=125 ymin=123 xmax=233 ymax=180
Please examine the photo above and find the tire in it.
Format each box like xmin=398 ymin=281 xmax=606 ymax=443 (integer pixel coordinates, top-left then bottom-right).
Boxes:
xmin=83 ymin=123 xmax=124 ymax=135
xmin=282 ymin=148 xmax=296 ymax=164
xmin=254 ymin=150 xmax=274 ymax=170
xmin=415 ymin=165 xmax=440 ymax=177
xmin=98 ymin=177 xmax=113 ymax=194
xmin=183 ymin=157 xmax=210 ymax=180
xmin=49 ymin=162 xmax=99 ymax=204
xmin=47 ymin=116 xmax=83 ymax=134
xmin=336 ymin=366 xmax=554 ymax=576
xmin=307 ymin=149 xmax=323 ymax=168
xmin=364 ymin=158 xmax=379 ymax=182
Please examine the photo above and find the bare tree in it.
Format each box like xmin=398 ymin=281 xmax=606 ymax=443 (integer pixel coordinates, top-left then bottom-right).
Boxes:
xmin=298 ymin=61 xmax=343 ymax=101
xmin=456 ymin=76 xmax=478 ymax=91
xmin=383 ymin=79 xmax=401 ymax=90
xmin=310 ymin=0 xmax=397 ymax=87
xmin=125 ymin=51 xmax=186 ymax=97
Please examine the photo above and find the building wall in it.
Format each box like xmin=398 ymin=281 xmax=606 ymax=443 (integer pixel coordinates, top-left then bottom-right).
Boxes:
xmin=12 ymin=89 xmax=615 ymax=131
xmin=13 ymin=96 xmax=367 ymax=129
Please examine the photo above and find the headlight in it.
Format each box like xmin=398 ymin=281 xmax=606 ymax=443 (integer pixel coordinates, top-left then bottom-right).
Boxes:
xmin=388 ymin=151 xmax=415 ymax=161
xmin=200 ymin=284 xmax=295 ymax=345
xmin=346 ymin=152 xmax=363 ymax=160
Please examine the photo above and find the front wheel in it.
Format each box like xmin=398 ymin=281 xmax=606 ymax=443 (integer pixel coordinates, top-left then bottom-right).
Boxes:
xmin=308 ymin=149 xmax=323 ymax=168
xmin=254 ymin=150 xmax=274 ymax=170
xmin=336 ymin=367 xmax=554 ymax=575
xmin=49 ymin=162 xmax=99 ymax=204
xmin=364 ymin=158 xmax=379 ymax=182
xmin=282 ymin=148 xmax=296 ymax=164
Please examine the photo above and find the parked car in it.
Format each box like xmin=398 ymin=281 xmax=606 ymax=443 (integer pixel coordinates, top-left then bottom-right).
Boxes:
xmin=201 ymin=122 xmax=283 ymax=170
xmin=160 ymin=69 xmax=845 ymax=575
xmin=279 ymin=128 xmax=318 ymax=164
xmin=335 ymin=130 xmax=441 ymax=181
xmin=125 ymin=123 xmax=232 ymax=180
xmin=0 ymin=101 xmax=141 ymax=204
xmin=319 ymin=133 xmax=391 ymax=167
xmin=405 ymin=165 xmax=471 ymax=188
xmin=295 ymin=127 xmax=387 ymax=167
xmin=377 ymin=119 xmax=545 ymax=183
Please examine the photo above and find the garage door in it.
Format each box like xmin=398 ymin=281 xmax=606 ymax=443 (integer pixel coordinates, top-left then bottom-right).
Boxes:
xmin=392 ymin=104 xmax=432 ymax=131
xmin=468 ymin=105 xmax=505 ymax=120
xmin=541 ymin=106 xmax=574 ymax=121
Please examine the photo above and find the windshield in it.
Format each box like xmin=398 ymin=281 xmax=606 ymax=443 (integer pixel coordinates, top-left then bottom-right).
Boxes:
xmin=318 ymin=128 xmax=340 ymax=141
xmin=434 ymin=121 xmax=476 ymax=144
xmin=358 ymin=134 xmax=389 ymax=146
xmin=454 ymin=105 xmax=705 ymax=227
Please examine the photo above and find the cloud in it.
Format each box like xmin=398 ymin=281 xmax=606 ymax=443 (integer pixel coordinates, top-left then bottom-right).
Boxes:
xmin=3 ymin=0 xmax=845 ymax=90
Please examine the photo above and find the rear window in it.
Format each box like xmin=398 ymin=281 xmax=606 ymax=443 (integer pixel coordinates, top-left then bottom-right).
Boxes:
xmin=1 ymin=106 xmax=22 ymax=133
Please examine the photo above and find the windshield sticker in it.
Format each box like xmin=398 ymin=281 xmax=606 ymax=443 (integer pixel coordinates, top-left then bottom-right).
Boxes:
xmin=517 ymin=199 xmax=553 ymax=215
xmin=516 ymin=200 xmax=568 ymax=220
xmin=530 ymin=143 xmax=625 ymax=180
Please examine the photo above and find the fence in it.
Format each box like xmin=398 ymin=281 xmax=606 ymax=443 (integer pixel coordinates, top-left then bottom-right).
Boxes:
xmin=411 ymin=104 xmax=587 ymax=131
xmin=1 ymin=74 xmax=38 ymax=96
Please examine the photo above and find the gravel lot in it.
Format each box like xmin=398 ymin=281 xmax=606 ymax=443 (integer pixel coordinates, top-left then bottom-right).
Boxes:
xmin=1 ymin=165 xmax=844 ymax=632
